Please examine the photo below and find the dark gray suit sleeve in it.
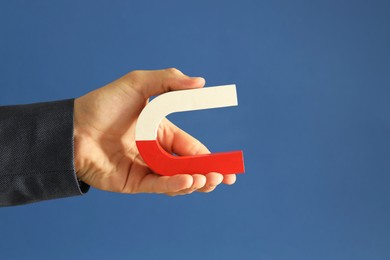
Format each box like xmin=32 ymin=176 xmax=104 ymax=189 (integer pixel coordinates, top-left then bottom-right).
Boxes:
xmin=0 ymin=99 xmax=89 ymax=206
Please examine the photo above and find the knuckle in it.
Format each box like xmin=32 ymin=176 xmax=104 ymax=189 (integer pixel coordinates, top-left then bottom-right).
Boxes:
xmin=203 ymin=185 xmax=217 ymax=193
xmin=127 ymin=70 xmax=142 ymax=81
xmin=165 ymin=67 xmax=182 ymax=75
xmin=121 ymin=70 xmax=142 ymax=91
xmin=188 ymin=140 xmax=203 ymax=155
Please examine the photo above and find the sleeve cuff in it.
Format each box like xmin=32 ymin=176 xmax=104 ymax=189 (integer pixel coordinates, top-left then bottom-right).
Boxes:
xmin=0 ymin=99 xmax=89 ymax=206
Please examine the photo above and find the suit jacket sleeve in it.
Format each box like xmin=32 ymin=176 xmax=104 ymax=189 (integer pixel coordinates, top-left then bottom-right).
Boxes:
xmin=0 ymin=99 xmax=89 ymax=206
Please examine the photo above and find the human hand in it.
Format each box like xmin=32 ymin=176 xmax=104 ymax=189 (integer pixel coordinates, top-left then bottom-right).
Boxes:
xmin=74 ymin=68 xmax=236 ymax=196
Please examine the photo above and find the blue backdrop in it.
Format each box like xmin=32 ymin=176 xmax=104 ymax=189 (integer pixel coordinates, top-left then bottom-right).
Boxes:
xmin=1 ymin=1 xmax=389 ymax=259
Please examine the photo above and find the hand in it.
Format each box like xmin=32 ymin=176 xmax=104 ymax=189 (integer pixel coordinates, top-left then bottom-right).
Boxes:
xmin=74 ymin=68 xmax=236 ymax=196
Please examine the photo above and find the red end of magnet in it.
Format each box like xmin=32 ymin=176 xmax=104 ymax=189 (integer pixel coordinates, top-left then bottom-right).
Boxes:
xmin=136 ymin=140 xmax=245 ymax=176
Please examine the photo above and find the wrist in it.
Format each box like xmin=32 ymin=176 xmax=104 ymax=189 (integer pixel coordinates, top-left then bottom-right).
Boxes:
xmin=73 ymin=126 xmax=91 ymax=194
xmin=73 ymin=126 xmax=82 ymax=177
xmin=73 ymin=98 xmax=89 ymax=181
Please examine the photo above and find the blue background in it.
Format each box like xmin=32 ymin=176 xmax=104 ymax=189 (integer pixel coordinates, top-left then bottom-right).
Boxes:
xmin=1 ymin=0 xmax=390 ymax=259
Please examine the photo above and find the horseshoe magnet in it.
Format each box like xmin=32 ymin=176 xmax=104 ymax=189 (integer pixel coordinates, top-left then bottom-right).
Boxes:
xmin=135 ymin=84 xmax=245 ymax=176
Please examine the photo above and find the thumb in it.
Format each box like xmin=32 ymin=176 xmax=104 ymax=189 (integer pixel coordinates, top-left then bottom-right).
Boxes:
xmin=120 ymin=68 xmax=205 ymax=99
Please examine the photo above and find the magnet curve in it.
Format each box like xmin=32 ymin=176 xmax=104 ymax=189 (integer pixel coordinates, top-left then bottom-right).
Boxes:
xmin=135 ymin=84 xmax=245 ymax=176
